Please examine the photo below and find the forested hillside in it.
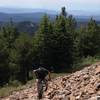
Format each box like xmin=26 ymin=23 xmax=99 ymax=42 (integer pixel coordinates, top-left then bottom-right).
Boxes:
xmin=0 ymin=7 xmax=100 ymax=88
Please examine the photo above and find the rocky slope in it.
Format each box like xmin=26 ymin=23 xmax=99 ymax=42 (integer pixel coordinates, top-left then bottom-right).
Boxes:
xmin=2 ymin=62 xmax=100 ymax=100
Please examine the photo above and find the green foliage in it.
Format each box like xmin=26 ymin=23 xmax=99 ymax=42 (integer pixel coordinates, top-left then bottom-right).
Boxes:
xmin=54 ymin=15 xmax=67 ymax=33
xmin=1 ymin=22 xmax=19 ymax=49
xmin=78 ymin=18 xmax=100 ymax=57
xmin=32 ymin=15 xmax=54 ymax=67
xmin=73 ymin=56 xmax=100 ymax=71
xmin=33 ymin=13 xmax=74 ymax=72
xmin=0 ymin=20 xmax=33 ymax=85
xmin=0 ymin=21 xmax=19 ymax=86
xmin=53 ymin=15 xmax=74 ymax=71
xmin=13 ymin=33 xmax=33 ymax=83
xmin=66 ymin=15 xmax=77 ymax=35
xmin=0 ymin=7 xmax=100 ymax=87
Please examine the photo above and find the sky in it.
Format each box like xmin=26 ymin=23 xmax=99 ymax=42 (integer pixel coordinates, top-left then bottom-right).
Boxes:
xmin=0 ymin=0 xmax=100 ymax=13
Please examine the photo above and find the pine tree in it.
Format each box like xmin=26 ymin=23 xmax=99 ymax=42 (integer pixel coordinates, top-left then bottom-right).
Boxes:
xmin=13 ymin=33 xmax=32 ymax=83
xmin=53 ymin=15 xmax=74 ymax=71
xmin=32 ymin=15 xmax=54 ymax=68
xmin=66 ymin=15 xmax=77 ymax=34
xmin=79 ymin=18 xmax=100 ymax=57
xmin=33 ymin=10 xmax=74 ymax=72
xmin=0 ymin=36 xmax=10 ymax=85
xmin=1 ymin=21 xmax=19 ymax=49
xmin=0 ymin=21 xmax=19 ymax=85
xmin=61 ymin=7 xmax=67 ymax=17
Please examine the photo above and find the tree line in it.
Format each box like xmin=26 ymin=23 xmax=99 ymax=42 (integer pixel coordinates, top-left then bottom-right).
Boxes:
xmin=0 ymin=7 xmax=100 ymax=86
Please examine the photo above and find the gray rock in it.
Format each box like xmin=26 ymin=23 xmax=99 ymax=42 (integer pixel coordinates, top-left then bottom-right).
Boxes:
xmin=96 ymin=83 xmax=100 ymax=91
xmin=89 ymin=96 xmax=100 ymax=100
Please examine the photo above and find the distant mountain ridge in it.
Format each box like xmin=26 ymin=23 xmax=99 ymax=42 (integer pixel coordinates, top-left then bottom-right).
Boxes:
xmin=0 ymin=8 xmax=100 ymax=35
xmin=0 ymin=12 xmax=55 ymax=22
xmin=0 ymin=7 xmax=100 ymax=22
xmin=0 ymin=12 xmax=100 ymax=23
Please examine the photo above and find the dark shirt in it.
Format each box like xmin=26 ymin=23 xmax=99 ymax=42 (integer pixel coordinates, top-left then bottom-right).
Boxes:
xmin=34 ymin=67 xmax=49 ymax=80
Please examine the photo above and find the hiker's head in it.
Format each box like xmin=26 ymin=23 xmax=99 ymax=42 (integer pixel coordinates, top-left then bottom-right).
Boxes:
xmin=38 ymin=66 xmax=41 ymax=70
xmin=32 ymin=63 xmax=39 ymax=71
xmin=49 ymin=66 xmax=54 ymax=72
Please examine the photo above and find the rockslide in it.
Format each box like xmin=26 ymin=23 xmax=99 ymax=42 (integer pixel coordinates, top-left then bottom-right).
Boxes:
xmin=2 ymin=62 xmax=100 ymax=100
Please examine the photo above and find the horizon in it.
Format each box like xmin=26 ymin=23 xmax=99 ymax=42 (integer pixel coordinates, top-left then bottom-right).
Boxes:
xmin=0 ymin=7 xmax=100 ymax=16
xmin=0 ymin=0 xmax=99 ymax=15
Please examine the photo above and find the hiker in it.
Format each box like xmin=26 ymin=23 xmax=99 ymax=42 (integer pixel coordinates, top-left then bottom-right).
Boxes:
xmin=33 ymin=66 xmax=51 ymax=99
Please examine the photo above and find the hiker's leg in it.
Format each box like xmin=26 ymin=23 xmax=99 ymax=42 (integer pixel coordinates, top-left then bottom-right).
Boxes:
xmin=43 ymin=79 xmax=48 ymax=91
xmin=37 ymin=79 xmax=39 ymax=98
xmin=37 ymin=79 xmax=43 ymax=99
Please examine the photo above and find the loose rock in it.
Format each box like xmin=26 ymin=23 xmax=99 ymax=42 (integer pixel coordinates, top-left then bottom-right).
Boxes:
xmin=1 ymin=62 xmax=100 ymax=100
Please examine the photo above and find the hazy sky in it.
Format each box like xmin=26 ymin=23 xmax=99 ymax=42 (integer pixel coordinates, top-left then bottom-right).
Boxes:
xmin=0 ymin=0 xmax=100 ymax=12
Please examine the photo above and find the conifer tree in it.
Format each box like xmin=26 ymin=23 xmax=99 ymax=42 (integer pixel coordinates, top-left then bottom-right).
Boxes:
xmin=13 ymin=33 xmax=32 ymax=83
xmin=32 ymin=15 xmax=54 ymax=68
xmin=66 ymin=15 xmax=77 ymax=34
xmin=33 ymin=9 xmax=74 ymax=72
xmin=79 ymin=18 xmax=100 ymax=56
xmin=53 ymin=15 xmax=74 ymax=71
xmin=61 ymin=7 xmax=67 ymax=17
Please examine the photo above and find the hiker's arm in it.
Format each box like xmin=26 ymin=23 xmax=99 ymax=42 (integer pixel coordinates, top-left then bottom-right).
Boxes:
xmin=33 ymin=70 xmax=37 ymax=75
xmin=48 ymin=71 xmax=51 ymax=81
xmin=33 ymin=70 xmax=38 ymax=79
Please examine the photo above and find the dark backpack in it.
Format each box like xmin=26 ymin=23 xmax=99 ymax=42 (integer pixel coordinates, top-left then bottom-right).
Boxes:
xmin=35 ymin=67 xmax=48 ymax=79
